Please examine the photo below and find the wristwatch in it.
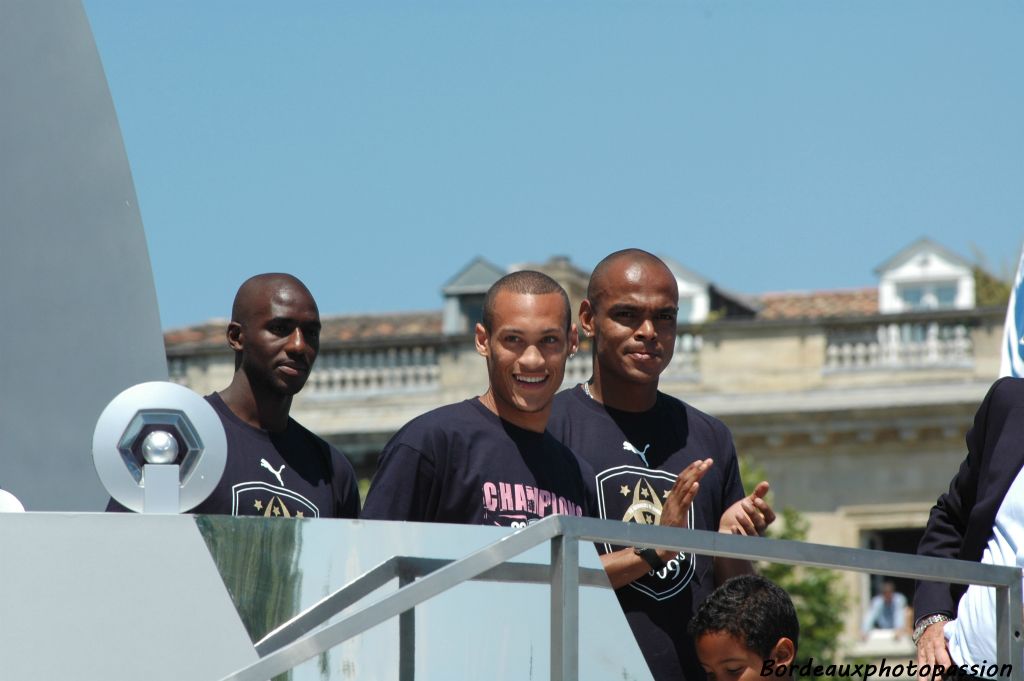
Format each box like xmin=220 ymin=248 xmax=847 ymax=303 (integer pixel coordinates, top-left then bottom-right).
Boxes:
xmin=912 ymin=614 xmax=951 ymax=646
xmin=634 ymin=547 xmax=666 ymax=571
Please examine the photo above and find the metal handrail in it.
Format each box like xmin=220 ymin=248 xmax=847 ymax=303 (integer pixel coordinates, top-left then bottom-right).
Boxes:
xmin=254 ymin=556 xmax=610 ymax=656
xmin=219 ymin=515 xmax=1024 ymax=681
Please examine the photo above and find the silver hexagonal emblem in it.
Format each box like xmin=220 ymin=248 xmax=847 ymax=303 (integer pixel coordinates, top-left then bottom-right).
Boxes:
xmin=93 ymin=381 xmax=227 ymax=513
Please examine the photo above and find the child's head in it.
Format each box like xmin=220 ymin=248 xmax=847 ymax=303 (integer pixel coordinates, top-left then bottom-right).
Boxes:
xmin=688 ymin=575 xmax=799 ymax=681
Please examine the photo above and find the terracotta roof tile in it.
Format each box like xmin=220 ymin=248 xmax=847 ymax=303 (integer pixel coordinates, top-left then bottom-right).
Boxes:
xmin=165 ymin=287 xmax=884 ymax=352
xmin=755 ymin=288 xmax=878 ymax=320
xmin=165 ymin=310 xmax=443 ymax=353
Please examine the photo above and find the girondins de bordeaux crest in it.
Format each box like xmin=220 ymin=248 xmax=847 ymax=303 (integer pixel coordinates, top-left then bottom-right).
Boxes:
xmin=231 ymin=482 xmax=320 ymax=518
xmin=595 ymin=465 xmax=696 ymax=601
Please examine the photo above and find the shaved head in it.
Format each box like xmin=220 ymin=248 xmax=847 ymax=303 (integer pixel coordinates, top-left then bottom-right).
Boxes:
xmin=219 ymin=272 xmax=322 ymax=429
xmin=482 ymin=270 xmax=571 ymax=332
xmin=578 ymin=249 xmax=679 ymax=407
xmin=232 ymin=273 xmax=317 ymax=326
xmin=587 ymin=249 xmax=677 ymax=309
xmin=228 ymin=273 xmax=320 ymax=372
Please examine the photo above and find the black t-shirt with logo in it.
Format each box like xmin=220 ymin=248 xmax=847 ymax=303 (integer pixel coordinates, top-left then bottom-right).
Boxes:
xmin=549 ymin=386 xmax=744 ymax=681
xmin=361 ymin=398 xmax=597 ymax=526
xmin=107 ymin=393 xmax=360 ymax=519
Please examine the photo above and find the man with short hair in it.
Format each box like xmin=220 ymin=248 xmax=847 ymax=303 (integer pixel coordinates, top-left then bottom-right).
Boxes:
xmin=362 ymin=270 xmax=594 ymax=525
xmin=549 ymin=249 xmax=775 ymax=681
xmin=862 ymin=580 xmax=909 ymax=638
xmin=109 ymin=273 xmax=360 ymax=518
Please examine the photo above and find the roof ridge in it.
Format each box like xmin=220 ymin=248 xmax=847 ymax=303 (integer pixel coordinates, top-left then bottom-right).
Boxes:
xmin=758 ymin=286 xmax=876 ymax=298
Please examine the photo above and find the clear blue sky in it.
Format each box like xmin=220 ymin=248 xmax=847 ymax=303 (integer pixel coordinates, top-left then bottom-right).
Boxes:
xmin=82 ymin=1 xmax=1024 ymax=330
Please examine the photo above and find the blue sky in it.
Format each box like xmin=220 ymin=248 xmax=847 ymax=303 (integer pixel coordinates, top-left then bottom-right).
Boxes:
xmin=82 ymin=1 xmax=1024 ymax=330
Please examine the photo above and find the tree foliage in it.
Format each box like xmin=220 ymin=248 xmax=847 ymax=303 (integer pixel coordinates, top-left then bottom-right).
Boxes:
xmin=970 ymin=243 xmax=1015 ymax=308
xmin=974 ymin=266 xmax=1011 ymax=308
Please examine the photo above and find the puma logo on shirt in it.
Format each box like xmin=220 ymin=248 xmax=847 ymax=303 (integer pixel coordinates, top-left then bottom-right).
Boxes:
xmin=623 ymin=440 xmax=651 ymax=467
xmin=259 ymin=458 xmax=286 ymax=486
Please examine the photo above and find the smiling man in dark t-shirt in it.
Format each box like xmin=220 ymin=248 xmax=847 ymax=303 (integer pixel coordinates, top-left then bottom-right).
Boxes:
xmin=109 ymin=273 xmax=360 ymax=518
xmin=548 ymin=249 xmax=776 ymax=681
xmin=362 ymin=270 xmax=595 ymax=525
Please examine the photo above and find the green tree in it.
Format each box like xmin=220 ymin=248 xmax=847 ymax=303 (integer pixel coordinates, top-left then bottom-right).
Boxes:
xmin=974 ymin=266 xmax=1011 ymax=308
xmin=740 ymin=457 xmax=846 ymax=664
xmin=970 ymin=243 xmax=1015 ymax=308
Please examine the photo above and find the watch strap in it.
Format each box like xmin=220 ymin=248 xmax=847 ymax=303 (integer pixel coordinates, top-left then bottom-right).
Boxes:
xmin=912 ymin=614 xmax=951 ymax=646
xmin=634 ymin=547 xmax=665 ymax=571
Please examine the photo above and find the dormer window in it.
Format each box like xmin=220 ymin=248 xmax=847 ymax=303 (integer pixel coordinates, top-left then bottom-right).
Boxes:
xmin=899 ymin=286 xmax=923 ymax=309
xmin=661 ymin=258 xmax=711 ymax=324
xmin=441 ymin=257 xmax=506 ymax=335
xmin=897 ymin=282 xmax=958 ymax=311
xmin=875 ymin=238 xmax=975 ymax=314
xmin=677 ymin=295 xmax=694 ymax=324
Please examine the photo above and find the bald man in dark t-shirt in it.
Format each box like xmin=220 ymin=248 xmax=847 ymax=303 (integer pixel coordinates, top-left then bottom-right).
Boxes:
xmin=549 ymin=250 xmax=775 ymax=680
xmin=109 ymin=273 xmax=359 ymax=517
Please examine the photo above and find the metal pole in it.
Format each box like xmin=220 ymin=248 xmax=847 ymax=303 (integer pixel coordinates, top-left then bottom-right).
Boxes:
xmin=550 ymin=535 xmax=579 ymax=681
xmin=569 ymin=516 xmax=1016 ymax=586
xmin=255 ymin=557 xmax=401 ymax=656
xmin=255 ymin=555 xmax=611 ymax=660
xmin=995 ymin=573 xmax=1024 ymax=681
xmin=399 ymin=569 xmax=415 ymax=681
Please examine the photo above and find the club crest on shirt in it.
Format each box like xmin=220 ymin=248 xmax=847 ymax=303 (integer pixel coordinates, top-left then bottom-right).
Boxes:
xmin=231 ymin=482 xmax=320 ymax=518
xmin=595 ymin=465 xmax=696 ymax=601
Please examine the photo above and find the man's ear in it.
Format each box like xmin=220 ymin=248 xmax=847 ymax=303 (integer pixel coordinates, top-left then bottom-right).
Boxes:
xmin=578 ymin=299 xmax=595 ymax=338
xmin=227 ymin=321 xmax=244 ymax=352
xmin=569 ymin=323 xmax=579 ymax=355
xmin=474 ymin=322 xmax=490 ymax=358
xmin=770 ymin=637 xmax=796 ymax=668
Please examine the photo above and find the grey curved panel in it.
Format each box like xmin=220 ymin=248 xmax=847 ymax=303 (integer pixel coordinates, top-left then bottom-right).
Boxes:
xmin=0 ymin=0 xmax=167 ymax=510
xmin=0 ymin=513 xmax=257 ymax=680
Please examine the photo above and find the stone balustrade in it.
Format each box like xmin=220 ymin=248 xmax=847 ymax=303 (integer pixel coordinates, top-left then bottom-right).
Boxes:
xmin=562 ymin=351 xmax=592 ymax=386
xmin=166 ymin=310 xmax=998 ymax=401
xmin=668 ymin=332 xmax=702 ymax=377
xmin=168 ymin=356 xmax=189 ymax=385
xmin=825 ymin=320 xmax=974 ymax=371
xmin=305 ymin=345 xmax=441 ymax=398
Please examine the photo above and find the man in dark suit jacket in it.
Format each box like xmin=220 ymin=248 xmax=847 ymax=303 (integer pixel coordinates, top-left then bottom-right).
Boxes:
xmin=914 ymin=377 xmax=1024 ymax=669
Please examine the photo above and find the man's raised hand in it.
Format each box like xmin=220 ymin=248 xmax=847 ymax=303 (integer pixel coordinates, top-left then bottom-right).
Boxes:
xmin=719 ymin=481 xmax=776 ymax=536
xmin=660 ymin=458 xmax=713 ymax=529
xmin=655 ymin=458 xmax=712 ymax=562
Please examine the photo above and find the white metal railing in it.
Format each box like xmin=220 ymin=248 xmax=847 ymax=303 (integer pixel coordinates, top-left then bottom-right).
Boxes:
xmin=219 ymin=515 xmax=1024 ymax=681
xmin=305 ymin=346 xmax=441 ymax=398
xmin=825 ymin=322 xmax=973 ymax=371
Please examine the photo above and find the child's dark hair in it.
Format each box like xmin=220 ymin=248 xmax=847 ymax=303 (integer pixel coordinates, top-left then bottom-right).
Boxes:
xmin=688 ymin=574 xmax=799 ymax=658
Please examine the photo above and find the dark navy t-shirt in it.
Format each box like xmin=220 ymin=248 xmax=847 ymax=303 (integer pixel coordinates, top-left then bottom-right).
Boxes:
xmin=549 ymin=386 xmax=744 ymax=681
xmin=362 ymin=398 xmax=597 ymax=526
xmin=108 ymin=393 xmax=360 ymax=519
